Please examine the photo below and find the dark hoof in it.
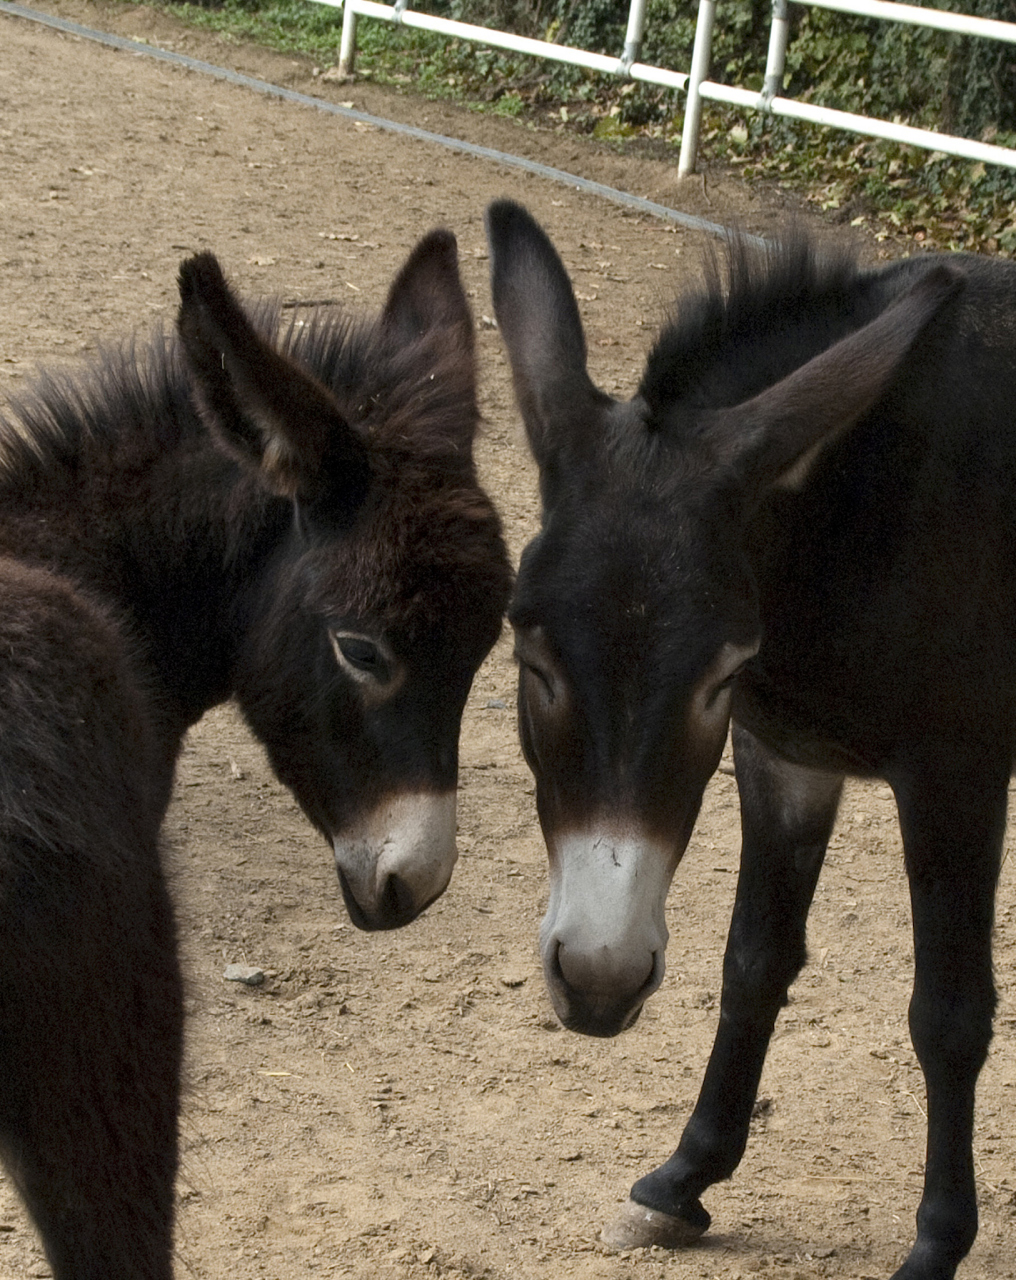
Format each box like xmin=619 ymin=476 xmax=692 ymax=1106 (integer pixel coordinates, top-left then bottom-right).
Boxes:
xmin=599 ymin=1197 xmax=709 ymax=1251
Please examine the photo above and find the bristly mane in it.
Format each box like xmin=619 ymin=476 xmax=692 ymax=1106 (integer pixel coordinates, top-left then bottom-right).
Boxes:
xmin=283 ymin=311 xmax=479 ymax=474
xmin=639 ymin=233 xmax=879 ymax=434
xmin=0 ymin=299 xmax=478 ymax=491
xmin=0 ymin=327 xmax=194 ymax=489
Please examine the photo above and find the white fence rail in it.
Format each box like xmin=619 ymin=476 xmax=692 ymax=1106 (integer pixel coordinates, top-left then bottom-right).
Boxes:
xmin=683 ymin=0 xmax=1016 ymax=175
xmin=323 ymin=0 xmax=687 ymax=90
xmin=323 ymin=0 xmax=1016 ymax=176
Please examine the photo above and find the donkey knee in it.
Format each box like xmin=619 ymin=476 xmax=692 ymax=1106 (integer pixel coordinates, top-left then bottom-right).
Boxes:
xmin=723 ymin=917 xmax=809 ymax=1016
xmin=908 ymin=983 xmax=995 ymax=1083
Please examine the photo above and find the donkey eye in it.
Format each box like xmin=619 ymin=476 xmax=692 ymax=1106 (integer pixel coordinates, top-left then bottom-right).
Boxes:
xmin=512 ymin=624 xmax=563 ymax=710
xmin=330 ymin=632 xmax=390 ymax=682
xmin=339 ymin=637 xmax=380 ymax=669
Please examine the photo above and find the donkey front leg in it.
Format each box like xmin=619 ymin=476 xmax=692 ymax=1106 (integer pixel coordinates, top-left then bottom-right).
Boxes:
xmin=603 ymin=726 xmax=844 ymax=1249
xmin=888 ymin=756 xmax=1005 ymax=1280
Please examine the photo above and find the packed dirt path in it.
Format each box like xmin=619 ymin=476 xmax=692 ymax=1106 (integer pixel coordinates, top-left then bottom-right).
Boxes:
xmin=1 ymin=5 xmax=1014 ymax=1278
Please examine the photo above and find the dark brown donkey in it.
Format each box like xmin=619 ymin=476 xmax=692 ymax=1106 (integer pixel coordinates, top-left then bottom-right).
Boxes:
xmin=486 ymin=197 xmax=1013 ymax=1280
xmin=0 ymin=230 xmax=511 ymax=1279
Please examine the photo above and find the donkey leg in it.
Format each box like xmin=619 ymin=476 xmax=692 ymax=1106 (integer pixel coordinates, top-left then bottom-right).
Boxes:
xmin=0 ymin=836 xmax=183 ymax=1280
xmin=606 ymin=725 xmax=844 ymax=1248
xmin=887 ymin=757 xmax=1005 ymax=1280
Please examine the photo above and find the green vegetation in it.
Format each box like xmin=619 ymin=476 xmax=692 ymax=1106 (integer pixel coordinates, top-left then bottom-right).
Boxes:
xmin=163 ymin=0 xmax=1016 ymax=251
xmin=163 ymin=0 xmax=450 ymax=81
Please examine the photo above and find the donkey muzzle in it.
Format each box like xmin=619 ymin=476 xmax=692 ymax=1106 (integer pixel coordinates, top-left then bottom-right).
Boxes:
xmin=332 ymin=791 xmax=457 ymax=930
xmin=539 ymin=829 xmax=673 ymax=1036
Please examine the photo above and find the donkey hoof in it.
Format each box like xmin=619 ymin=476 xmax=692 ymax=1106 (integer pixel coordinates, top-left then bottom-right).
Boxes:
xmin=599 ymin=1197 xmax=709 ymax=1251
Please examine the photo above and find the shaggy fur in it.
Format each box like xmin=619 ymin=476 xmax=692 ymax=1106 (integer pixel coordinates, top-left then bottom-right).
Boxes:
xmin=0 ymin=230 xmax=511 ymax=1280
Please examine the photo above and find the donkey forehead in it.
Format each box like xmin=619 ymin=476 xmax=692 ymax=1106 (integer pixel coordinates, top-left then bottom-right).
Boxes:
xmin=517 ymin=490 xmax=752 ymax=621
xmin=304 ymin=492 xmax=510 ymax=640
xmin=513 ymin=500 xmax=757 ymax=685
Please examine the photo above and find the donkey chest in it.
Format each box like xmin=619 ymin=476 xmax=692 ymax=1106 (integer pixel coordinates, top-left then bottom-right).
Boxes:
xmin=732 ymin=662 xmax=886 ymax=776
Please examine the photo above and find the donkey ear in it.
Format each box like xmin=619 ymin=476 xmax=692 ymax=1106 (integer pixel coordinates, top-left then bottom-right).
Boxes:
xmin=485 ymin=200 xmax=604 ymax=477
xmin=706 ymin=262 xmax=963 ymax=505
xmin=382 ymin=228 xmax=474 ymax=357
xmin=176 ymin=253 xmax=368 ymax=504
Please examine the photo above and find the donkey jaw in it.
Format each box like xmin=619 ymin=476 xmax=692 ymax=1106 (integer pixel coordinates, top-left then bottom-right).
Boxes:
xmin=539 ymin=829 xmax=673 ymax=1037
xmin=332 ymin=791 xmax=458 ymax=931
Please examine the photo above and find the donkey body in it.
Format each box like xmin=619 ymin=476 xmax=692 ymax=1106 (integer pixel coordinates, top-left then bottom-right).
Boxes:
xmin=486 ymin=198 xmax=1013 ymax=1279
xmin=0 ymin=231 xmax=511 ymax=1279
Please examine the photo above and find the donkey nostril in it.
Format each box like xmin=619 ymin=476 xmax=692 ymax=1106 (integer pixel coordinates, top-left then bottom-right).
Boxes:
xmin=547 ymin=938 xmax=566 ymax=987
xmin=647 ymin=948 xmax=665 ymax=995
xmin=380 ymin=872 xmax=414 ymax=922
xmin=555 ymin=942 xmax=582 ymax=992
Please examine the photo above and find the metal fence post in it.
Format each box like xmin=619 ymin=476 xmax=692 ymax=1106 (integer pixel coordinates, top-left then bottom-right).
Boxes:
xmin=621 ymin=0 xmax=649 ymax=70
xmin=761 ymin=0 xmax=791 ymax=109
xmin=337 ymin=0 xmax=359 ymax=79
xmin=678 ymin=0 xmax=717 ymax=177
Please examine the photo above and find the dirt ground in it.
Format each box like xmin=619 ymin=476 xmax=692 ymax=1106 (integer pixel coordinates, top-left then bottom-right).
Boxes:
xmin=1 ymin=5 xmax=1014 ymax=1278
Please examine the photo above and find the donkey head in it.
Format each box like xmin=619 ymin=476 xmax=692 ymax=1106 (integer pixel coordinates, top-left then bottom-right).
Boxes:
xmin=177 ymin=233 xmax=512 ymax=930
xmin=486 ymin=199 xmax=959 ymax=1034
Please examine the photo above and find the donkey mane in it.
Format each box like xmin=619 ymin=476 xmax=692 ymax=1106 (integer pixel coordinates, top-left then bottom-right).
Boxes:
xmin=282 ymin=309 xmax=503 ymax=638
xmin=0 ymin=299 xmax=478 ymax=493
xmin=0 ymin=328 xmax=196 ymax=488
xmin=285 ymin=313 xmax=479 ymax=471
xmin=639 ymin=232 xmax=880 ymax=433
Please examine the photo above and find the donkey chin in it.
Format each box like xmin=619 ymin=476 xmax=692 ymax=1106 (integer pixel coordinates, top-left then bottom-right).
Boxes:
xmin=332 ymin=791 xmax=458 ymax=931
xmin=543 ymin=946 xmax=667 ymax=1038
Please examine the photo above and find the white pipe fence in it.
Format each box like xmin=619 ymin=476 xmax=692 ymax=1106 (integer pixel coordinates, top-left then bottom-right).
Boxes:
xmin=322 ymin=0 xmax=1016 ymax=176
xmin=682 ymin=0 xmax=1016 ymax=175
xmin=325 ymin=0 xmax=687 ymax=90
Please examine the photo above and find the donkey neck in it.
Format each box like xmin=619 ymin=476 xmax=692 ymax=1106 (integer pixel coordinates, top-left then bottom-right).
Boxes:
xmin=0 ymin=369 xmax=293 ymax=740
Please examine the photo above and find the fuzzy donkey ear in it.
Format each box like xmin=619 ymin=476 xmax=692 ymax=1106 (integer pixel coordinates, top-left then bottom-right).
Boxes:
xmin=176 ymin=252 xmax=368 ymax=505
xmin=381 ymin=227 xmax=475 ymax=359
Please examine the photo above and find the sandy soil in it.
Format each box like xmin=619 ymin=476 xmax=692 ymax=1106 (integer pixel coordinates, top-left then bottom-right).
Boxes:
xmin=1 ymin=5 xmax=1014 ymax=1278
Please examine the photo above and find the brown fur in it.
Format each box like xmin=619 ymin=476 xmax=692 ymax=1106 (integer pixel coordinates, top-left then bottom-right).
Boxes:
xmin=0 ymin=230 xmax=512 ymax=1279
